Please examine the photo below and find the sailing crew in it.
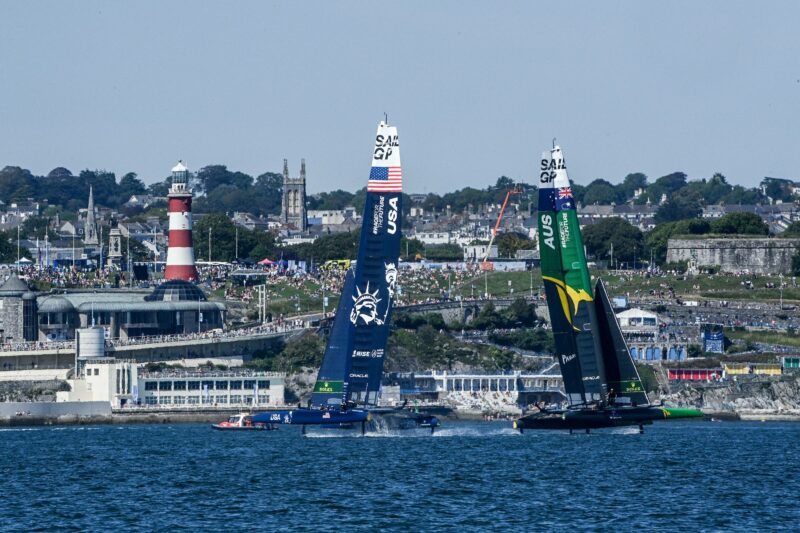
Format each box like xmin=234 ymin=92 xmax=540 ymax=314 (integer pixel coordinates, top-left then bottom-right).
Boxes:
xmin=607 ymin=388 xmax=617 ymax=405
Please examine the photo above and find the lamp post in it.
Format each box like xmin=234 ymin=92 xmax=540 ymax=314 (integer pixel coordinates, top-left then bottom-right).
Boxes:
xmin=208 ymin=227 xmax=212 ymax=263
xmin=530 ymin=268 xmax=533 ymax=298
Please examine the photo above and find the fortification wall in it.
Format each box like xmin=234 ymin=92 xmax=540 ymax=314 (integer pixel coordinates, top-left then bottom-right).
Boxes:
xmin=666 ymin=237 xmax=800 ymax=275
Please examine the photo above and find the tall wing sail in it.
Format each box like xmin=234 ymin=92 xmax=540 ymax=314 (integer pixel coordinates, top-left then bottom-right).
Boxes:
xmin=593 ymin=279 xmax=650 ymax=406
xmin=310 ymin=268 xmax=356 ymax=408
xmin=344 ymin=121 xmax=403 ymax=407
xmin=537 ymin=152 xmax=587 ymax=404
xmin=548 ymin=145 xmax=607 ymax=404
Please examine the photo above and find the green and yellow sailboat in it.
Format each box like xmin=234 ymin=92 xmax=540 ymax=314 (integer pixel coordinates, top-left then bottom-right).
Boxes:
xmin=514 ymin=144 xmax=702 ymax=433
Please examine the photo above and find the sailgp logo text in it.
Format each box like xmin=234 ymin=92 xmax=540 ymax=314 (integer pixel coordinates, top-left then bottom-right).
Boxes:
xmin=374 ymin=134 xmax=399 ymax=160
xmin=539 ymin=157 xmax=565 ymax=183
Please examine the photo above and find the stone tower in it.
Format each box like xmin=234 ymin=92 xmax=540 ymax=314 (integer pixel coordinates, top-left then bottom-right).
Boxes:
xmin=107 ymin=218 xmax=122 ymax=267
xmin=84 ymin=186 xmax=98 ymax=245
xmin=281 ymin=159 xmax=307 ymax=231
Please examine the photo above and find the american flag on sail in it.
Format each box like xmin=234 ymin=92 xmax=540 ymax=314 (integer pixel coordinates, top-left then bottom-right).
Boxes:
xmin=368 ymin=166 xmax=402 ymax=192
xmin=558 ymin=187 xmax=573 ymax=199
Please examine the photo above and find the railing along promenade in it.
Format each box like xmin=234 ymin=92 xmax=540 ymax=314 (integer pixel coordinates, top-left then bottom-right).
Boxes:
xmin=0 ymin=323 xmax=306 ymax=356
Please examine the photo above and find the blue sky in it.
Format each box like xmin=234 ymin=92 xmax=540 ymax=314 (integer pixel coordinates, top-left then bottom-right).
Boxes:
xmin=1 ymin=1 xmax=798 ymax=193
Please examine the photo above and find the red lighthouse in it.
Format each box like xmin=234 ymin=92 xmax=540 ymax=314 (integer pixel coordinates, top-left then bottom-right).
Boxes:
xmin=164 ymin=161 xmax=198 ymax=282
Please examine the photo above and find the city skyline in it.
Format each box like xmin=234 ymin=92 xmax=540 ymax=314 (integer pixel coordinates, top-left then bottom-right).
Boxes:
xmin=1 ymin=1 xmax=798 ymax=194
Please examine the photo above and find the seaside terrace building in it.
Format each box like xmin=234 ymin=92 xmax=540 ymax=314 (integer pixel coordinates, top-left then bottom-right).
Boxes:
xmin=382 ymin=370 xmax=566 ymax=410
xmin=58 ymin=357 xmax=285 ymax=409
xmin=32 ymin=280 xmax=225 ymax=342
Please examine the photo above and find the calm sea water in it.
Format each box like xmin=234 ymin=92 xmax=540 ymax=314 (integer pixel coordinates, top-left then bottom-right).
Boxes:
xmin=1 ymin=420 xmax=798 ymax=532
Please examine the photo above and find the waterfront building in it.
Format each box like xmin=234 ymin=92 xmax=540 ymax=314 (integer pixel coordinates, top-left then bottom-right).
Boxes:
xmin=36 ymin=280 xmax=225 ymax=341
xmin=164 ymin=161 xmax=198 ymax=282
xmin=137 ymin=368 xmax=285 ymax=408
xmin=57 ymin=358 xmax=285 ymax=409
xmin=383 ymin=370 xmax=566 ymax=411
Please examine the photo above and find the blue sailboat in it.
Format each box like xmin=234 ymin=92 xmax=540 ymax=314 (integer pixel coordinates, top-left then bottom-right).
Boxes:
xmin=252 ymin=120 xmax=439 ymax=434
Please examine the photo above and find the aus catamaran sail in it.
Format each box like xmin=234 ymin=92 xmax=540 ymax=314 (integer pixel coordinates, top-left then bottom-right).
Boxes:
xmin=253 ymin=120 xmax=438 ymax=433
xmin=514 ymin=144 xmax=701 ymax=432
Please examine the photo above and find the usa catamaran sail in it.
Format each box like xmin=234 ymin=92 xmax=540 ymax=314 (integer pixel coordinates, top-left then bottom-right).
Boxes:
xmin=252 ymin=120 xmax=438 ymax=434
xmin=513 ymin=144 xmax=701 ymax=433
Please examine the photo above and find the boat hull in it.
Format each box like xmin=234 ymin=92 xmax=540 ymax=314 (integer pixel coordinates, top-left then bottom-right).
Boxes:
xmin=305 ymin=408 xmax=439 ymax=435
xmin=250 ymin=408 xmax=370 ymax=426
xmin=513 ymin=406 xmax=703 ymax=431
xmin=211 ymin=424 xmax=276 ymax=431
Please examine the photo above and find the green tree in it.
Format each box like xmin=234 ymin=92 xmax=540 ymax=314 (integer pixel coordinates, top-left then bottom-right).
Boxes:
xmin=496 ymin=232 xmax=532 ymax=258
xmin=582 ymin=179 xmax=620 ymax=205
xmin=783 ymin=221 xmax=800 ymax=237
xmin=80 ymin=169 xmax=119 ymax=207
xmin=761 ymin=178 xmax=793 ymax=203
xmin=193 ymin=213 xmax=239 ymax=262
xmin=722 ymin=185 xmax=764 ymax=205
xmin=196 ymin=165 xmax=253 ymax=195
xmin=645 ymin=219 xmax=711 ymax=265
xmin=710 ymin=212 xmax=768 ymax=235
xmin=284 ymin=231 xmax=360 ymax=263
xmin=791 ymin=253 xmax=800 ymax=276
xmin=400 ymin=237 xmax=425 ymax=260
xmin=424 ymin=243 xmax=463 ymax=261
xmin=0 ymin=230 xmax=30 ymax=263
xmin=617 ymin=173 xmax=648 ymax=201
xmin=147 ymin=180 xmax=170 ymax=197
xmin=654 ymin=190 xmax=703 ymax=223
xmin=583 ymin=217 xmax=644 ymax=263
xmin=272 ymin=332 xmax=325 ymax=371
xmin=308 ymin=189 xmax=356 ymax=210
xmin=118 ymin=172 xmax=147 ymax=201
xmin=505 ymin=298 xmax=538 ymax=327
xmin=0 ymin=166 xmax=36 ymax=201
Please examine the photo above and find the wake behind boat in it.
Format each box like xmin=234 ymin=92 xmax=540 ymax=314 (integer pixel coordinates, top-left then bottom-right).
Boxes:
xmin=251 ymin=119 xmax=439 ymax=435
xmin=513 ymin=143 xmax=702 ymax=434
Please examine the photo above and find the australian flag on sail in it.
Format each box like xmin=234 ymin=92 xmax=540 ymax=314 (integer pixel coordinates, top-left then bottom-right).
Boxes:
xmin=368 ymin=166 xmax=402 ymax=192
xmin=555 ymin=186 xmax=574 ymax=211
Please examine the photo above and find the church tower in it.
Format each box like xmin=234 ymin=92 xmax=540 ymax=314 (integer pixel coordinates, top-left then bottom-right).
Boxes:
xmin=281 ymin=159 xmax=307 ymax=231
xmin=84 ymin=186 xmax=98 ymax=245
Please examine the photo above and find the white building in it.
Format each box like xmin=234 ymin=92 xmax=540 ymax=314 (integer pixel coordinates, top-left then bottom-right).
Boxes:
xmin=463 ymin=244 xmax=498 ymax=261
xmin=414 ymin=231 xmax=453 ymax=245
xmin=57 ymin=359 xmax=139 ymax=407
xmin=58 ymin=359 xmax=286 ymax=409
xmin=616 ymin=308 xmax=660 ymax=330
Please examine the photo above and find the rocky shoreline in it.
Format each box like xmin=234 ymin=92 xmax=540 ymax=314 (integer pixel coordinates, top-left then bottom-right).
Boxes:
xmin=662 ymin=372 xmax=800 ymax=420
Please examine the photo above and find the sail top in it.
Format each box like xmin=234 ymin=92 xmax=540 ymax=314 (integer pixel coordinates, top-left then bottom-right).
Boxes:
xmin=368 ymin=121 xmax=402 ymax=193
